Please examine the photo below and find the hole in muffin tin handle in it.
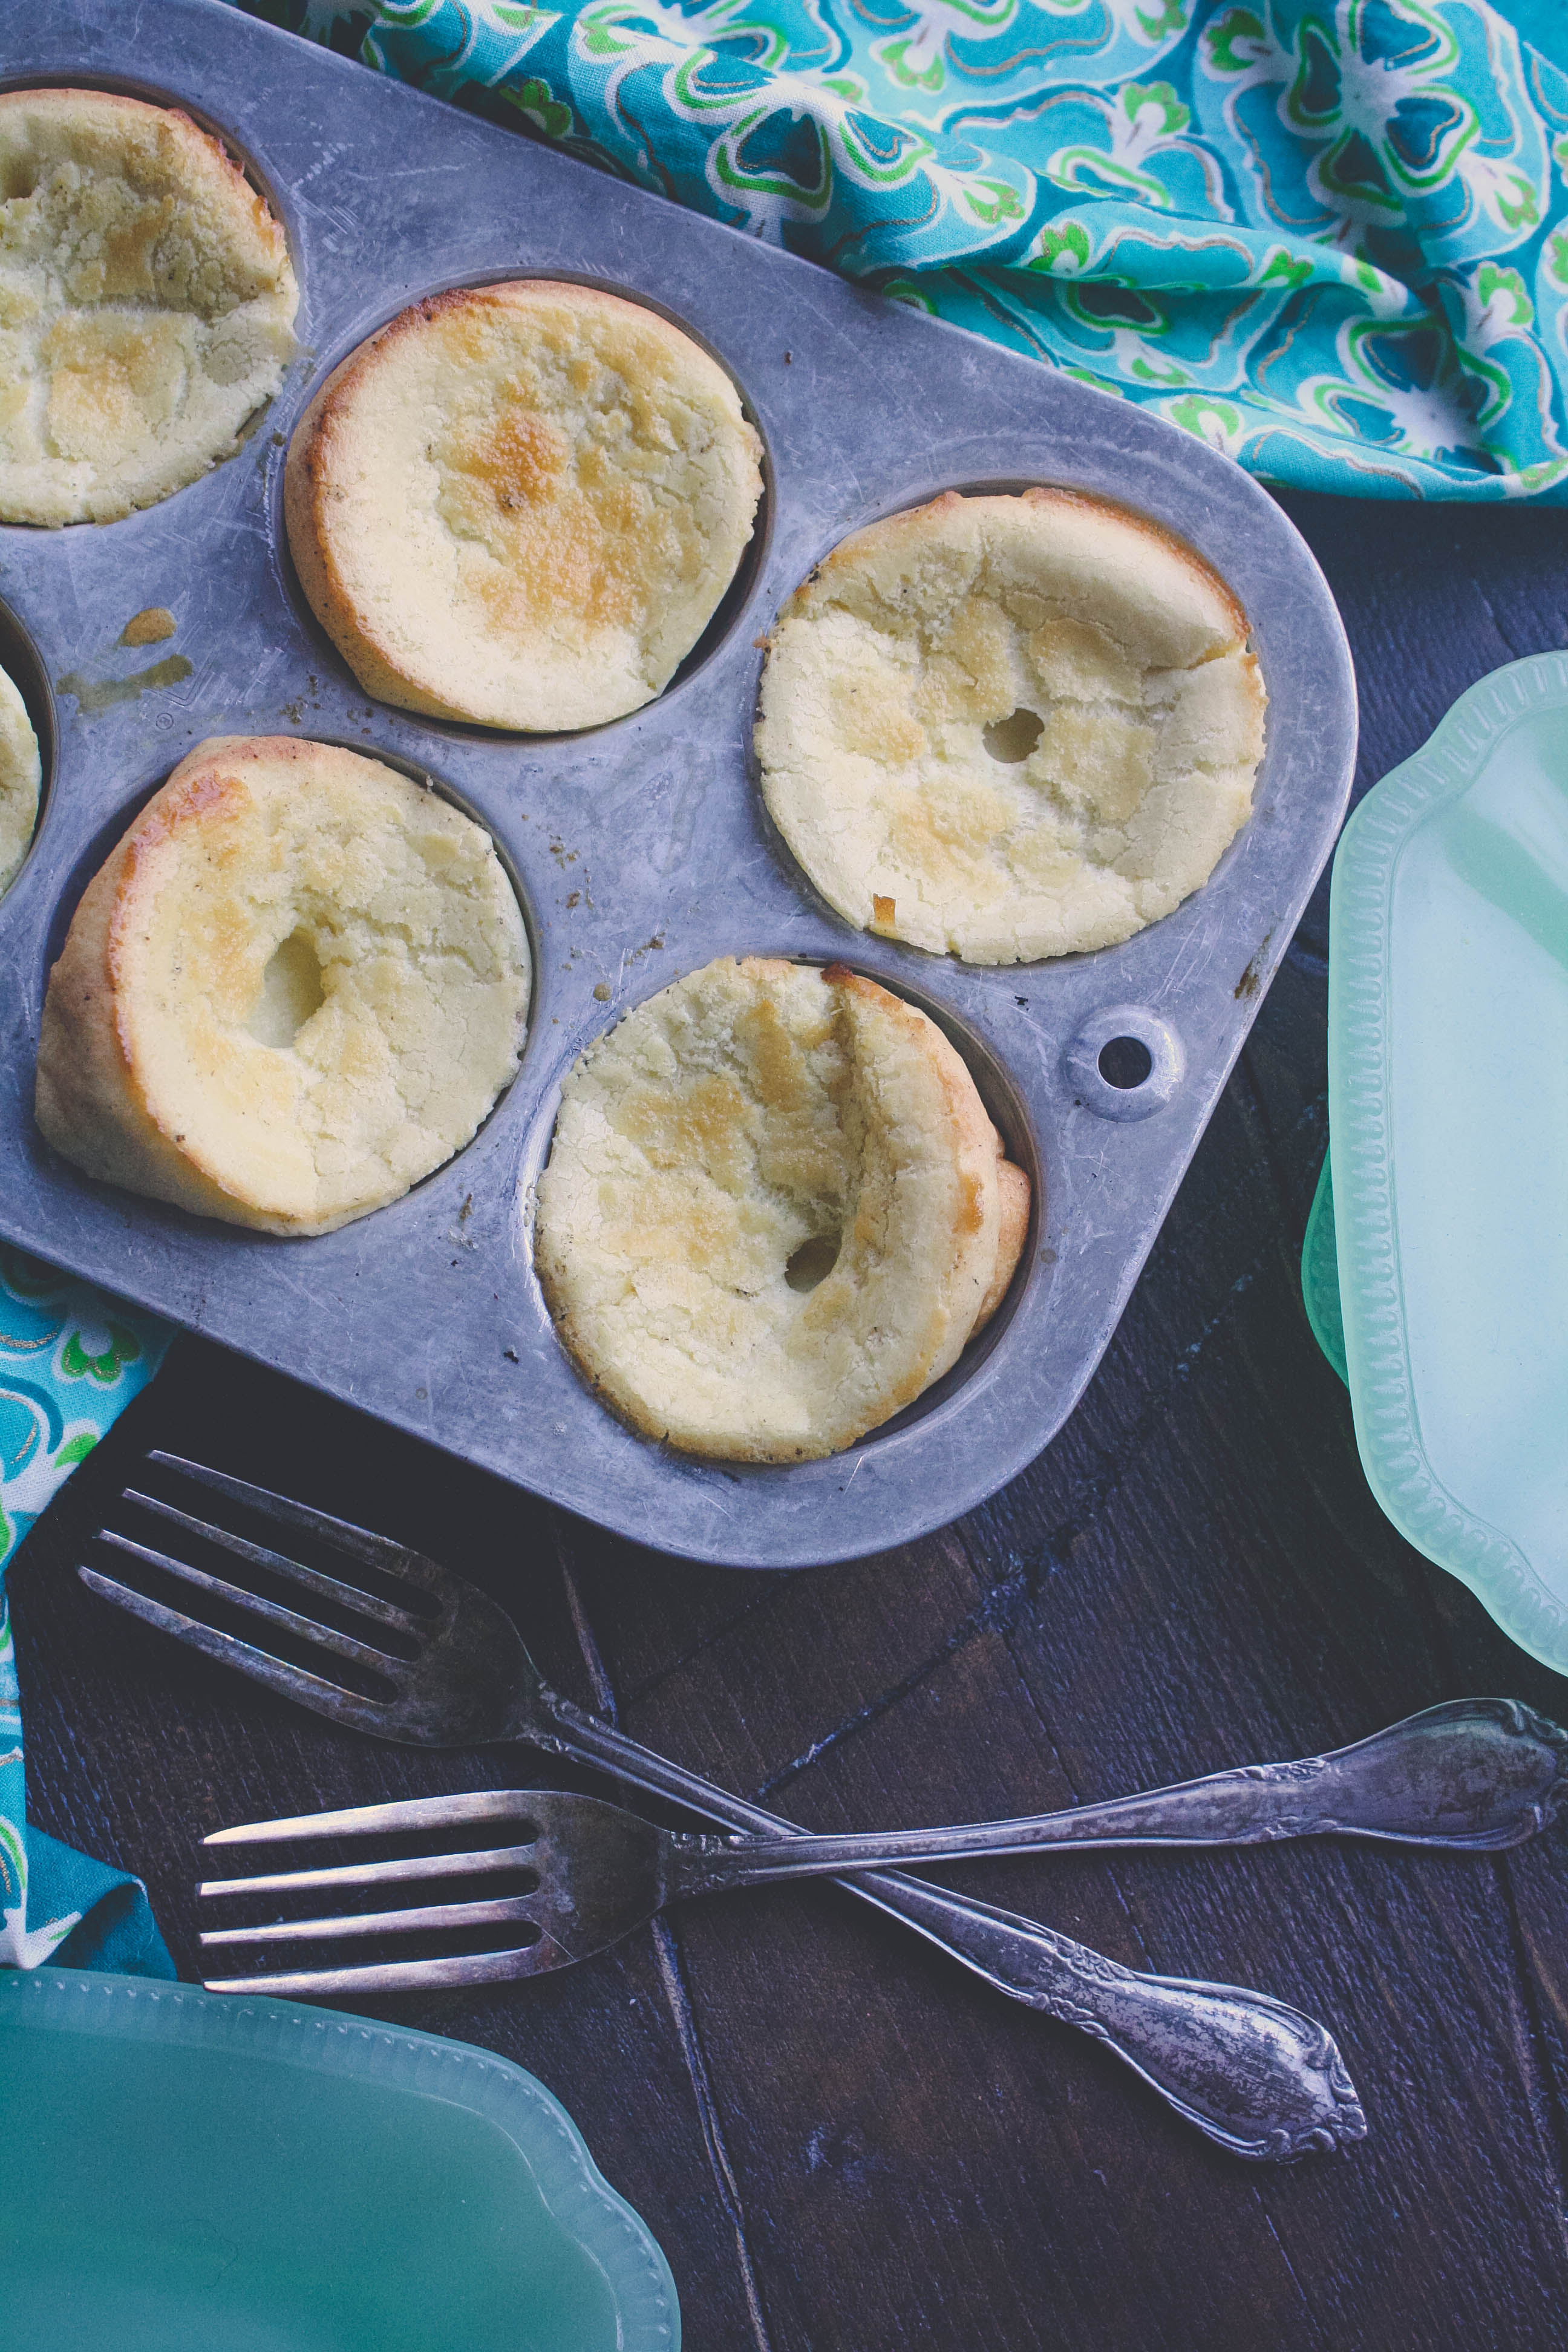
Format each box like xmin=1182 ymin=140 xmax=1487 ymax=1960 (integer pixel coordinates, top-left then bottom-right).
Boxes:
xmin=1065 ymin=1007 xmax=1184 ymax=1122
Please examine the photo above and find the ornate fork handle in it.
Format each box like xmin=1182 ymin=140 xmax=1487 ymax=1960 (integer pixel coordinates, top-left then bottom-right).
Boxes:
xmin=529 ymin=1691 xmax=1369 ymax=2160
xmin=675 ymin=1697 xmax=1568 ymax=1878
xmin=1082 ymin=1697 xmax=1568 ymax=1851
xmin=843 ymin=1875 xmax=1364 ymax=2161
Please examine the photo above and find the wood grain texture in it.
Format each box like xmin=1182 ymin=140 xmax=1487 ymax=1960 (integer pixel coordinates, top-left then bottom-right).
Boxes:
xmin=10 ymin=489 xmax=1568 ymax=2349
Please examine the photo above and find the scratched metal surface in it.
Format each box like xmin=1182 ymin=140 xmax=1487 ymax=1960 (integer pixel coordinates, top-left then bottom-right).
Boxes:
xmin=0 ymin=0 xmax=1355 ymax=1567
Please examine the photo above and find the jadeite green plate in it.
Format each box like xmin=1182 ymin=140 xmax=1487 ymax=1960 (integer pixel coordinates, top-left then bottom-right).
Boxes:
xmin=1312 ymin=650 xmax=1568 ymax=1674
xmin=1301 ymin=1155 xmax=1347 ymax=1388
xmin=0 ymin=1967 xmax=679 ymax=2352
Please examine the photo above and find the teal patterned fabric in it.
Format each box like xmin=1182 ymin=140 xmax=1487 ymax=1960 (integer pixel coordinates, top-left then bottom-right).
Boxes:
xmin=0 ymin=1249 xmax=173 ymax=1975
xmin=240 ymin=0 xmax=1568 ymax=498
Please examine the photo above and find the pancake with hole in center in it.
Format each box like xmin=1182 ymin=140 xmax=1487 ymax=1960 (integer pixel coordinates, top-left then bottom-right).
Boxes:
xmin=36 ymin=736 xmax=530 ymax=1235
xmin=0 ymin=659 xmax=41 ymax=893
xmin=755 ymin=489 xmax=1267 ymax=964
xmin=285 ymin=281 xmax=765 ymax=732
xmin=0 ymin=88 xmax=299 ymax=526
xmin=534 ymin=956 xmax=1030 ymax=1462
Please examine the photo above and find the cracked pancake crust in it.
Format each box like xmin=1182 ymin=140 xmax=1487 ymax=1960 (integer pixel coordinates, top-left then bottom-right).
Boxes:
xmin=0 ymin=88 xmax=298 ymax=525
xmin=36 ymin=736 xmax=530 ymax=1234
xmin=0 ymin=660 xmax=40 ymax=894
xmin=755 ymin=489 xmax=1267 ymax=964
xmin=534 ymin=955 xmax=1031 ymax=1462
xmin=285 ymin=281 xmax=764 ymax=731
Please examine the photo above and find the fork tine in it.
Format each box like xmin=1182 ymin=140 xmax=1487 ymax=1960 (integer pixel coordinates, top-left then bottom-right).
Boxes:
xmin=200 ymin=1895 xmax=540 ymax=1947
xmin=77 ymin=1569 xmax=402 ymax=1731
xmin=204 ymin=1791 xmax=534 ymax=1845
xmin=202 ymin=1947 xmax=559 ymax=1996
xmin=96 ymin=1532 xmax=411 ymax=1676
xmin=199 ymin=1843 xmax=540 ymax=1900
xmin=146 ymin=1453 xmax=448 ymax=1592
xmin=118 ymin=1492 xmax=428 ymax=1635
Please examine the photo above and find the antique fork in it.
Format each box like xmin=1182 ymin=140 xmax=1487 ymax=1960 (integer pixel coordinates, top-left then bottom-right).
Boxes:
xmin=77 ymin=1454 xmax=1562 ymax=2155
xmin=188 ymin=1726 xmax=1566 ymax=1994
xmin=192 ymin=1777 xmax=1400 ymax=1987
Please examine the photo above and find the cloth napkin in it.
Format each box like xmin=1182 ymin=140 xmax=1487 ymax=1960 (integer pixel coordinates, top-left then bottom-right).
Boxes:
xmin=0 ymin=1250 xmax=172 ymax=1976
xmin=239 ymin=0 xmax=1568 ymax=500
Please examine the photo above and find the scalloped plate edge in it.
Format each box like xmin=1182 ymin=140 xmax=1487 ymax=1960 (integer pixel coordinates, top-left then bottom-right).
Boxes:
xmin=1 ymin=1965 xmax=680 ymax=2350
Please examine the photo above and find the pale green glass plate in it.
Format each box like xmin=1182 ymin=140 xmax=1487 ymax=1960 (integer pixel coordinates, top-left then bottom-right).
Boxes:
xmin=1301 ymin=1154 xmax=1347 ymax=1389
xmin=1321 ymin=650 xmax=1568 ymax=1674
xmin=0 ymin=1967 xmax=679 ymax=2352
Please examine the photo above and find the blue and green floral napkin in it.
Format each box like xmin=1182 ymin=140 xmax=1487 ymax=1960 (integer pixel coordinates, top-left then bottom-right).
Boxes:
xmin=0 ymin=1250 xmax=172 ymax=1976
xmin=243 ymin=0 xmax=1568 ymax=500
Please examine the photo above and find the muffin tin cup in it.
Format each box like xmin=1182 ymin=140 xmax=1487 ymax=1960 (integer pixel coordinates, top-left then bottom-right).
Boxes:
xmin=0 ymin=0 xmax=1356 ymax=1568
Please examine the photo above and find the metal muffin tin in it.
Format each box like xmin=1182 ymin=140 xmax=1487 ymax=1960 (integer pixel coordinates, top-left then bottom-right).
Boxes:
xmin=0 ymin=0 xmax=1356 ymax=1568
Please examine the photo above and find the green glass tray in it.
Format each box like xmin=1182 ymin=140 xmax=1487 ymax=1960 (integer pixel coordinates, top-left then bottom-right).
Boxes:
xmin=0 ymin=1967 xmax=679 ymax=2352
xmin=1304 ymin=651 xmax=1568 ymax=1674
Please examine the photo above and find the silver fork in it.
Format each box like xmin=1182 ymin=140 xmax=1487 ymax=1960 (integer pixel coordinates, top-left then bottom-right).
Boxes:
xmin=83 ymin=1454 xmax=1559 ymax=2158
xmin=194 ymin=1777 xmax=1385 ymax=1988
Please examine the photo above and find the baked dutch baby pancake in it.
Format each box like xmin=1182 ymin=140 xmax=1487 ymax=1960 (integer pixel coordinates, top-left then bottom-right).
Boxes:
xmin=286 ymin=281 xmax=764 ymax=732
xmin=0 ymin=659 xmax=41 ymax=893
xmin=756 ymin=489 xmax=1267 ymax=964
xmin=534 ymin=956 xmax=1030 ymax=1462
xmin=0 ymin=88 xmax=299 ymax=525
xmin=36 ymin=736 xmax=530 ymax=1235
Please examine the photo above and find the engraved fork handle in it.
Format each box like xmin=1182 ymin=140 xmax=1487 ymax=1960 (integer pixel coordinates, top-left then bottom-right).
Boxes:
xmin=674 ymin=1697 xmax=1568 ymax=1881
xmin=523 ymin=1690 xmax=1370 ymax=2159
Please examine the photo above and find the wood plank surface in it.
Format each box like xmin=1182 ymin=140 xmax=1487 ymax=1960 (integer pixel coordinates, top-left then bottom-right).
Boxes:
xmin=10 ymin=488 xmax=1568 ymax=2349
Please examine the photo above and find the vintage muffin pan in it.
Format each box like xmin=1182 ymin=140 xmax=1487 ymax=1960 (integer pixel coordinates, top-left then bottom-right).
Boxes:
xmin=0 ymin=0 xmax=1356 ymax=1567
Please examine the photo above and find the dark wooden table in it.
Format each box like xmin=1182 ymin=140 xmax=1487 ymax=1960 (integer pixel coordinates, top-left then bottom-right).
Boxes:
xmin=12 ymin=490 xmax=1568 ymax=2349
